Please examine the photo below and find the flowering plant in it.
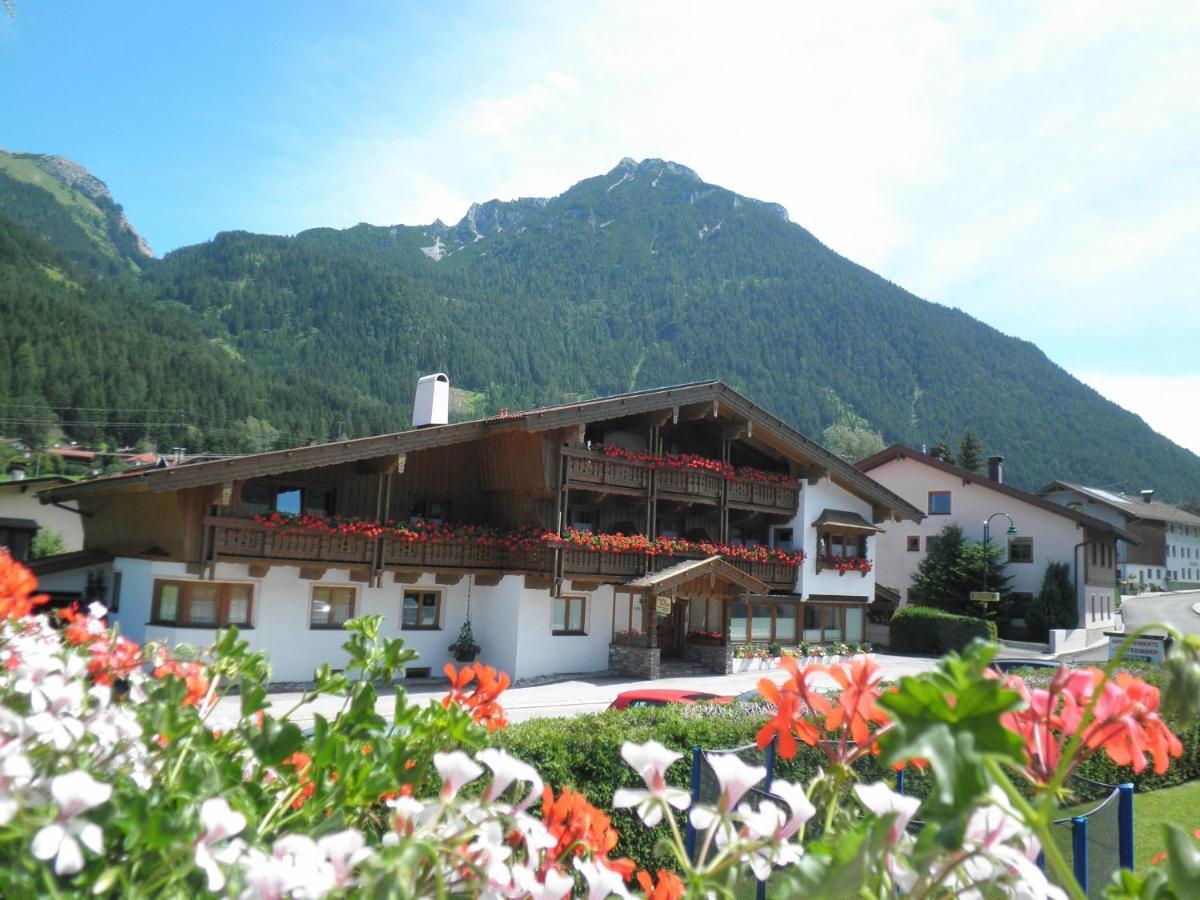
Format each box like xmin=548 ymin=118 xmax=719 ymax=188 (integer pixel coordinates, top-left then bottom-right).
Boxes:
xmin=592 ymin=445 xmax=796 ymax=486
xmin=685 ymin=629 xmax=722 ymax=641
xmin=817 ymin=553 xmax=873 ymax=574
xmin=557 ymin=528 xmax=806 ymax=568
xmin=2 ymin=548 xmax=1199 ymax=898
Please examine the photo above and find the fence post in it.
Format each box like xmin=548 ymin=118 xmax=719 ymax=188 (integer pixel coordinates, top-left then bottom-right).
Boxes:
xmin=1118 ymin=783 xmax=1135 ymax=870
xmin=756 ymin=738 xmax=777 ymax=900
xmin=1072 ymin=816 xmax=1088 ymax=895
xmin=895 ymin=766 xmax=906 ymax=796
xmin=685 ymin=747 xmax=701 ymax=861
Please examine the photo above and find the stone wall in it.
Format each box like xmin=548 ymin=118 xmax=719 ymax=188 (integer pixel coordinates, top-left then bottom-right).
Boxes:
xmin=609 ymin=643 xmax=660 ymax=679
xmin=682 ymin=640 xmax=733 ymax=674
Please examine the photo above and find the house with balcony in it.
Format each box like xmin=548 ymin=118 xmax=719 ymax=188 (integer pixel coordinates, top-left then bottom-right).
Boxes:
xmin=34 ymin=379 xmax=921 ymax=683
xmin=1036 ymin=483 xmax=1200 ymax=591
xmin=857 ymin=446 xmax=1138 ymax=643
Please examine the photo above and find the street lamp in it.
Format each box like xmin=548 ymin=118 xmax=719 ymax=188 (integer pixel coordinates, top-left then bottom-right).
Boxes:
xmin=982 ymin=513 xmax=1018 ymax=592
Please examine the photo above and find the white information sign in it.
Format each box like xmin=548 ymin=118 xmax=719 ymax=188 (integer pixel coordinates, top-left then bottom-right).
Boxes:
xmin=1106 ymin=632 xmax=1168 ymax=664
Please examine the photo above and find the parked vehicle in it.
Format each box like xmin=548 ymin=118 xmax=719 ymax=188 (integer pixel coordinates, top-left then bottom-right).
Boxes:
xmin=608 ymin=689 xmax=732 ymax=710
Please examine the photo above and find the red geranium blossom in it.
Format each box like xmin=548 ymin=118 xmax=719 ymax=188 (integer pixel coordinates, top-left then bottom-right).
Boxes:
xmin=0 ymin=550 xmax=47 ymax=621
xmin=540 ymin=785 xmax=635 ymax=880
xmin=443 ymin=662 xmax=510 ymax=732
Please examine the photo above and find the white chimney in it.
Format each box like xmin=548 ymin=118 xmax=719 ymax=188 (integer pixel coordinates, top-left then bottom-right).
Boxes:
xmin=412 ymin=373 xmax=450 ymax=428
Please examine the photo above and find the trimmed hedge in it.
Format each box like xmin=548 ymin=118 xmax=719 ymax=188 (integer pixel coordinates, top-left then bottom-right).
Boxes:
xmin=890 ymin=605 xmax=997 ymax=654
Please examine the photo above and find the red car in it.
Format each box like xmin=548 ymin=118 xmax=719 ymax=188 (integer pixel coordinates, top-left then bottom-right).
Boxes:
xmin=608 ymin=689 xmax=732 ymax=710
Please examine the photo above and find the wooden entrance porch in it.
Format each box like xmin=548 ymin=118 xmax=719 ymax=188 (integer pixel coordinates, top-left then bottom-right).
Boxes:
xmin=608 ymin=556 xmax=771 ymax=678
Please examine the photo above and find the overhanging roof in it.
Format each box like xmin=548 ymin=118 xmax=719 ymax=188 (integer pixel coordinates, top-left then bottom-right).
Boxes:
xmin=624 ymin=556 xmax=771 ymax=595
xmin=811 ymin=508 xmax=885 ymax=533
xmin=38 ymin=381 xmax=923 ymax=522
xmin=27 ymin=550 xmax=113 ymax=576
xmin=1038 ymin=481 xmax=1200 ymax=529
xmin=857 ymin=445 xmax=1142 ymax=544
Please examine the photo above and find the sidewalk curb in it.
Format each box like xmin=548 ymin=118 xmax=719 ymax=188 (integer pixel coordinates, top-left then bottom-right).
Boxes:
xmin=1192 ymin=602 xmax=1200 ymax=618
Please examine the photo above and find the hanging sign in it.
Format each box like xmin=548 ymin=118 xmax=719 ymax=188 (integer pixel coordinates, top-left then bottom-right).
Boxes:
xmin=656 ymin=595 xmax=673 ymax=616
xmin=970 ymin=591 xmax=1001 ymax=605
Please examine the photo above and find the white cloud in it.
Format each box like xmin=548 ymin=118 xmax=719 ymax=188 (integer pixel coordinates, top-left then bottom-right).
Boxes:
xmin=1074 ymin=372 xmax=1200 ymax=455
xmin=233 ymin=1 xmax=1199 ymax=380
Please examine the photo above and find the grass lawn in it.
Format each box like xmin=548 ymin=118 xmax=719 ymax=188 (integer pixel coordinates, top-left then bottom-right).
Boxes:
xmin=1131 ymin=780 xmax=1200 ymax=870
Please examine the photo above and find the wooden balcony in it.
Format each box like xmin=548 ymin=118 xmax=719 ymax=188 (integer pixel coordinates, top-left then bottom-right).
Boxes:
xmin=561 ymin=547 xmax=647 ymax=578
xmin=564 ymin=449 xmax=650 ymax=494
xmin=207 ymin=516 xmax=376 ymax=565
xmin=381 ymin=536 xmax=550 ymax=573
xmin=650 ymin=552 xmax=797 ymax=591
xmin=656 ymin=466 xmax=722 ymax=502
xmin=563 ymin=448 xmax=798 ymax=513
xmin=725 ymin=478 xmax=799 ymax=513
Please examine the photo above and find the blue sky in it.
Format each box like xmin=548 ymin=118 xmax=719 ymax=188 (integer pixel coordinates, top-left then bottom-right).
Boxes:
xmin=3 ymin=2 xmax=1198 ymax=451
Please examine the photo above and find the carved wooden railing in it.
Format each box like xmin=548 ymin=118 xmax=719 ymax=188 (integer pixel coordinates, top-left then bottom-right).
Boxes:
xmin=381 ymin=537 xmax=550 ymax=573
xmin=563 ymin=449 xmax=650 ymax=491
xmin=656 ymin=466 xmax=723 ymax=501
xmin=563 ymin=448 xmax=798 ymax=512
xmin=206 ymin=516 xmax=376 ymax=565
xmin=560 ymin=547 xmax=647 ymax=578
xmin=725 ymin=478 xmax=799 ymax=513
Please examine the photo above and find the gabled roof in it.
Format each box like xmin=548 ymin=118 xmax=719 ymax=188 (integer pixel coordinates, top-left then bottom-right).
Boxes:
xmin=39 ymin=381 xmax=924 ymax=522
xmin=625 ymin=556 xmax=771 ymax=595
xmin=811 ymin=508 xmax=884 ymax=533
xmin=856 ymin=445 xmax=1141 ymax=544
xmin=1037 ymin=481 xmax=1200 ymax=529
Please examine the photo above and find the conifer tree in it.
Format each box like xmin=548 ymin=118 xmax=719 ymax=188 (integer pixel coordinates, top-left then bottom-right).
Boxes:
xmin=958 ymin=428 xmax=985 ymax=473
xmin=909 ymin=524 xmax=1010 ymax=615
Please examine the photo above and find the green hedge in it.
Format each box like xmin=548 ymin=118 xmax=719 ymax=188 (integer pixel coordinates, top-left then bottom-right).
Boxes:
xmin=890 ymin=605 xmax=997 ymax=654
xmin=492 ymin=704 xmax=921 ymax=871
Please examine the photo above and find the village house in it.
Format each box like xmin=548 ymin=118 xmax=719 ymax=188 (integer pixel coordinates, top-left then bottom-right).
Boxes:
xmin=0 ymin=474 xmax=85 ymax=561
xmin=1036 ymin=483 xmax=1200 ymax=591
xmin=857 ymin=446 xmax=1138 ymax=651
xmin=32 ymin=379 xmax=921 ymax=683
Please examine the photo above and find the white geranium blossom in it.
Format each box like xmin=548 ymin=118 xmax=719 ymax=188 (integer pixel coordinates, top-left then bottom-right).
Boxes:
xmin=434 ymin=750 xmax=484 ymax=800
xmin=477 ymin=747 xmax=543 ymax=812
xmin=30 ymin=771 xmax=112 ymax=875
xmin=194 ymin=797 xmax=247 ymax=891
xmin=612 ymin=740 xmax=690 ymax=826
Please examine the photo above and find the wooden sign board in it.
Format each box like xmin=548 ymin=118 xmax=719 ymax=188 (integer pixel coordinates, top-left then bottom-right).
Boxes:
xmin=1106 ymin=631 xmax=1168 ymax=664
xmin=656 ymin=595 xmax=673 ymax=616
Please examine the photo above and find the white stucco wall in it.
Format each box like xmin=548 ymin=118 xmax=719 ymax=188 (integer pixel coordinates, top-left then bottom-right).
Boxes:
xmin=867 ymin=459 xmax=1111 ymax=627
xmin=99 ymin=560 xmax=616 ymax=684
xmin=790 ymin=477 xmax=878 ymax=601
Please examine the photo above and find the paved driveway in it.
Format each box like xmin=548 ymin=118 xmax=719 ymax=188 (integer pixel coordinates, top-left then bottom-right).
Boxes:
xmin=205 ymin=652 xmax=941 ymax=730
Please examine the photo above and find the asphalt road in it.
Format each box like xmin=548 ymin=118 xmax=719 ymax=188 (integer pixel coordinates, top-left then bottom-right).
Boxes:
xmin=1060 ymin=590 xmax=1200 ymax=663
xmin=1119 ymin=589 xmax=1200 ymax=638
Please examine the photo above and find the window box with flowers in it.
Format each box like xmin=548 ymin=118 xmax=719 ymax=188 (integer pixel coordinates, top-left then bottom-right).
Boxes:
xmin=816 ymin=555 xmax=874 ymax=576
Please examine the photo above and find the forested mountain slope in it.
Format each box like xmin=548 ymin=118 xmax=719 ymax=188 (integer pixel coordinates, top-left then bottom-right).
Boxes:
xmin=146 ymin=158 xmax=1200 ymax=499
xmin=0 ymin=213 xmax=396 ymax=451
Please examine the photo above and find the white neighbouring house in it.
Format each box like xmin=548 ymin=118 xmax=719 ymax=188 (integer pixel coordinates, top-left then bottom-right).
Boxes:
xmin=856 ymin=447 xmax=1139 ymax=649
xmin=0 ymin=474 xmax=85 ymax=562
xmin=1036 ymin=483 xmax=1200 ymax=592
xmin=32 ymin=380 xmax=922 ymax=684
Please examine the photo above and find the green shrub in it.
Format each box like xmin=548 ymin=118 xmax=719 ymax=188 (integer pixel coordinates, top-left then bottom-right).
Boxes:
xmin=492 ymin=704 xmax=921 ymax=870
xmin=889 ymin=606 xmax=997 ymax=654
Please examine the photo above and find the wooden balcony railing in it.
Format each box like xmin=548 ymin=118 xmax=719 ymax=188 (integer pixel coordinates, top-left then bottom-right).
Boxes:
xmin=726 ymin=478 xmax=799 ymax=513
xmin=207 ymin=515 xmax=797 ymax=589
xmin=564 ymin=448 xmax=798 ymax=513
xmin=564 ymin=449 xmax=650 ymax=492
xmin=381 ymin=537 xmax=550 ymax=573
xmin=561 ymin=547 xmax=647 ymax=578
xmin=656 ymin=467 xmax=723 ymax=501
xmin=207 ymin=516 xmax=376 ymax=565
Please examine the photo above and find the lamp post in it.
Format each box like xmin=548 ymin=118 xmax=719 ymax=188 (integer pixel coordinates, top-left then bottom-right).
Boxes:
xmin=982 ymin=513 xmax=1018 ymax=592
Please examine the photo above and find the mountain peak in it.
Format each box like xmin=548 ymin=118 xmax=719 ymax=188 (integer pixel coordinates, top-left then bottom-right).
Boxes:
xmin=0 ymin=148 xmax=155 ymax=267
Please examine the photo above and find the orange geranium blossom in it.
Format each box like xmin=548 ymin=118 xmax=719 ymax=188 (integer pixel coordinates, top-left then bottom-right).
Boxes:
xmin=152 ymin=653 xmax=211 ymax=708
xmin=0 ymin=549 xmax=47 ymax=621
xmin=1001 ymin=665 xmax=1183 ymax=784
xmin=636 ymin=868 xmax=685 ymax=900
xmin=756 ymin=656 xmax=892 ymax=763
xmin=539 ymin=785 xmax=635 ymax=880
xmin=442 ymin=662 xmax=510 ymax=732
xmin=282 ymin=751 xmax=316 ymax=809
